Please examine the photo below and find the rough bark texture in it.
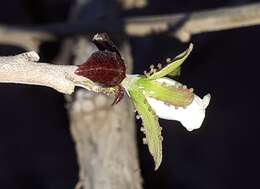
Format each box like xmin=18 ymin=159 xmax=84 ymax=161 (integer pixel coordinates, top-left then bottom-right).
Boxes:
xmin=1 ymin=2 xmax=260 ymax=47
xmin=0 ymin=51 xmax=92 ymax=94
xmin=52 ymin=0 xmax=143 ymax=187
xmin=126 ymin=2 xmax=260 ymax=41
xmin=67 ymin=36 xmax=142 ymax=189
xmin=69 ymin=90 xmax=142 ymax=189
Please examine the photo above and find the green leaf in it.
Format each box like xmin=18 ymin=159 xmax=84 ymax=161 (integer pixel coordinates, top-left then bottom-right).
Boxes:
xmin=129 ymin=88 xmax=163 ymax=170
xmin=147 ymin=43 xmax=193 ymax=80
xmin=167 ymin=66 xmax=181 ymax=77
xmin=137 ymin=78 xmax=194 ymax=107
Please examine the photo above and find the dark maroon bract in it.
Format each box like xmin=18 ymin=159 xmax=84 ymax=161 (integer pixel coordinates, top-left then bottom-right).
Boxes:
xmin=74 ymin=33 xmax=126 ymax=105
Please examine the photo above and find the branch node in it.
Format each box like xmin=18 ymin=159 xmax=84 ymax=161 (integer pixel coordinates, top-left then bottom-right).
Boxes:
xmin=17 ymin=51 xmax=40 ymax=62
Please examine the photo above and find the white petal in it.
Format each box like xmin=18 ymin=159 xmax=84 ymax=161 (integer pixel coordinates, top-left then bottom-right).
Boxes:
xmin=147 ymin=94 xmax=211 ymax=131
xmin=155 ymin=77 xmax=182 ymax=86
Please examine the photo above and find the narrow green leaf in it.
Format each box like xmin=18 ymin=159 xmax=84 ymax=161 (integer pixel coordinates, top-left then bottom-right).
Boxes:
xmin=147 ymin=43 xmax=193 ymax=80
xmin=167 ymin=66 xmax=181 ymax=77
xmin=137 ymin=78 xmax=194 ymax=107
xmin=129 ymin=88 xmax=163 ymax=170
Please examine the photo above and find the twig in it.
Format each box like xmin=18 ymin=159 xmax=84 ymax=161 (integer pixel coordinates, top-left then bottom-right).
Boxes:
xmin=1 ymin=2 xmax=260 ymax=46
xmin=126 ymin=2 xmax=260 ymax=41
xmin=0 ymin=26 xmax=54 ymax=51
xmin=117 ymin=0 xmax=147 ymax=9
xmin=0 ymin=51 xmax=101 ymax=94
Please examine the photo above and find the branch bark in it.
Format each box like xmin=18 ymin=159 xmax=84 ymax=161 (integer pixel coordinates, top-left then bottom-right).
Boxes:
xmin=117 ymin=0 xmax=147 ymax=9
xmin=0 ymin=51 xmax=98 ymax=94
xmin=67 ymin=36 xmax=142 ymax=189
xmin=126 ymin=2 xmax=260 ymax=41
xmin=0 ymin=43 xmax=142 ymax=189
xmin=69 ymin=90 xmax=142 ymax=189
xmin=1 ymin=2 xmax=260 ymax=47
xmin=0 ymin=26 xmax=54 ymax=51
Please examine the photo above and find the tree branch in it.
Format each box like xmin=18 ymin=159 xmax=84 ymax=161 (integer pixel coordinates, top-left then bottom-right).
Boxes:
xmin=0 ymin=2 xmax=259 ymax=47
xmin=0 ymin=26 xmax=54 ymax=51
xmin=126 ymin=2 xmax=260 ymax=41
xmin=0 ymin=51 xmax=100 ymax=94
xmin=66 ymin=36 xmax=142 ymax=189
xmin=117 ymin=0 xmax=147 ymax=9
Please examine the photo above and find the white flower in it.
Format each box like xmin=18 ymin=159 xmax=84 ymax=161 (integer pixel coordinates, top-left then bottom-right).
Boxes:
xmin=124 ymin=76 xmax=210 ymax=131
xmin=120 ymin=43 xmax=210 ymax=169
xmin=147 ymin=95 xmax=210 ymax=131
xmin=146 ymin=78 xmax=210 ymax=131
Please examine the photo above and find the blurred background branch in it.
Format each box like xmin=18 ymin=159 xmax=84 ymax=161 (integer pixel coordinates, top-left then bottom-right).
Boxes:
xmin=0 ymin=1 xmax=259 ymax=51
xmin=63 ymin=1 xmax=142 ymax=189
xmin=126 ymin=2 xmax=260 ymax=41
xmin=0 ymin=26 xmax=54 ymax=51
xmin=118 ymin=0 xmax=147 ymax=9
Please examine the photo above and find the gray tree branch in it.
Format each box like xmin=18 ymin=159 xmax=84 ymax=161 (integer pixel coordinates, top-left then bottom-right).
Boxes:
xmin=0 ymin=26 xmax=54 ymax=51
xmin=56 ymin=1 xmax=142 ymax=189
xmin=126 ymin=2 xmax=260 ymax=41
xmin=0 ymin=2 xmax=259 ymax=48
xmin=117 ymin=0 xmax=147 ymax=9
xmin=0 ymin=51 xmax=99 ymax=94
xmin=67 ymin=36 xmax=142 ymax=189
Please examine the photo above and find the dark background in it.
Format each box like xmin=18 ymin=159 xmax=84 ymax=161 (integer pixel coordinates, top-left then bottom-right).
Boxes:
xmin=0 ymin=0 xmax=259 ymax=189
